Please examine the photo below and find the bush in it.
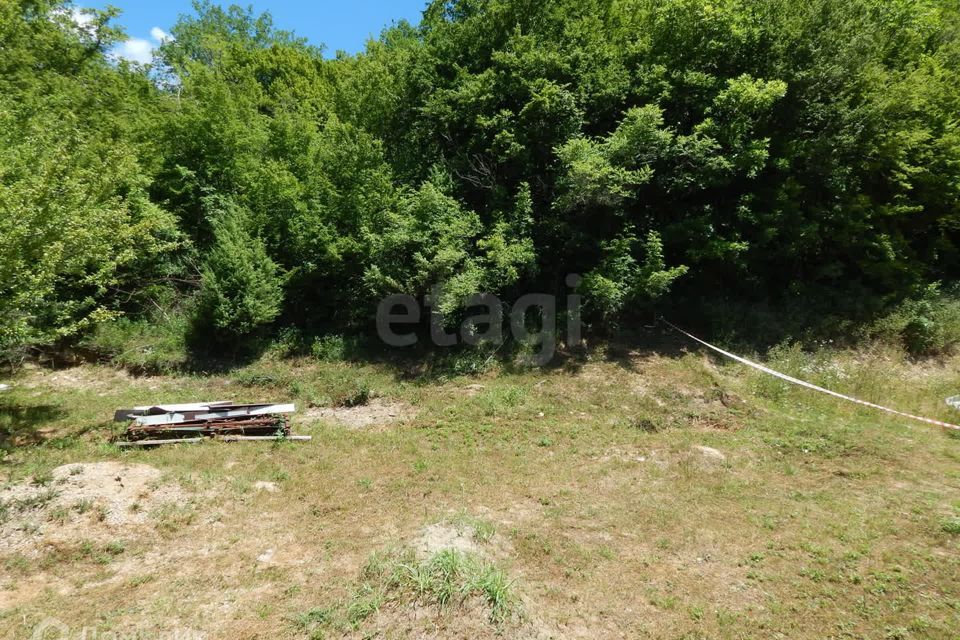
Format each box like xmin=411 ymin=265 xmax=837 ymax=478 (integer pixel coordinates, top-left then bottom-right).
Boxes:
xmin=336 ymin=381 xmax=372 ymax=407
xmin=312 ymin=335 xmax=347 ymax=362
xmin=195 ymin=200 xmax=284 ymax=341
xmin=81 ymin=312 xmax=190 ymax=374
xmin=268 ymin=327 xmax=308 ymax=358
xmin=0 ymin=3 xmax=179 ymax=361
xmin=580 ymin=230 xmax=687 ymax=324
xmin=866 ymin=286 xmax=960 ymax=356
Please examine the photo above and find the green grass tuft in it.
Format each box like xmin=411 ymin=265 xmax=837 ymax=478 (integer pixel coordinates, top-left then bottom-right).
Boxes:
xmin=300 ymin=547 xmax=520 ymax=634
xmin=940 ymin=516 xmax=960 ymax=535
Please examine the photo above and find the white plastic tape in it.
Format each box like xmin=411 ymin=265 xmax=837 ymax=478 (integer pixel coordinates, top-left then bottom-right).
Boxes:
xmin=662 ymin=319 xmax=960 ymax=432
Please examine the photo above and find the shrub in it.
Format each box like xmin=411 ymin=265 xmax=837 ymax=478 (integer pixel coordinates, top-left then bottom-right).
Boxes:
xmin=6 ymin=0 xmax=960 ymax=356
xmin=195 ymin=200 xmax=283 ymax=341
xmin=866 ymin=286 xmax=960 ymax=356
xmin=312 ymin=335 xmax=347 ymax=362
xmin=0 ymin=3 xmax=179 ymax=361
xmin=336 ymin=381 xmax=372 ymax=408
xmin=269 ymin=327 xmax=308 ymax=358
xmin=81 ymin=311 xmax=191 ymax=374
xmin=580 ymin=230 xmax=687 ymax=325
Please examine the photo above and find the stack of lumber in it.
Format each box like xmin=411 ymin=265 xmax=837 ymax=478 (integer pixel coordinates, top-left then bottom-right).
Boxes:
xmin=113 ymin=401 xmax=310 ymax=447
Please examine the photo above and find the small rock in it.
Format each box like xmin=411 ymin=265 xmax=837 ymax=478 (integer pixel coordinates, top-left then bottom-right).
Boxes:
xmin=257 ymin=548 xmax=275 ymax=563
xmin=694 ymin=445 xmax=726 ymax=461
xmin=254 ymin=481 xmax=279 ymax=493
xmin=720 ymin=391 xmax=747 ymax=410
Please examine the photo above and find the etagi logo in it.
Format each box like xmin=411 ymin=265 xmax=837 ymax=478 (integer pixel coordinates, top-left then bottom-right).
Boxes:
xmin=376 ymin=275 xmax=583 ymax=367
xmin=30 ymin=618 xmax=205 ymax=639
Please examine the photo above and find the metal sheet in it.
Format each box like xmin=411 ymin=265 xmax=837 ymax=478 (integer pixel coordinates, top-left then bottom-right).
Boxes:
xmin=132 ymin=404 xmax=296 ymax=426
xmin=115 ymin=401 xmax=233 ymax=421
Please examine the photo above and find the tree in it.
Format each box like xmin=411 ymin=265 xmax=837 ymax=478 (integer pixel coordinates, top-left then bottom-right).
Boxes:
xmin=196 ymin=200 xmax=283 ymax=339
xmin=0 ymin=1 xmax=177 ymax=359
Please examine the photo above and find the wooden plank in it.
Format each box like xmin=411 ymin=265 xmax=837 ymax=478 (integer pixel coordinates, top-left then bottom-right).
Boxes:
xmin=116 ymin=435 xmax=309 ymax=447
xmin=132 ymin=404 xmax=297 ymax=426
xmin=115 ymin=438 xmax=205 ymax=448
xmin=217 ymin=435 xmax=312 ymax=442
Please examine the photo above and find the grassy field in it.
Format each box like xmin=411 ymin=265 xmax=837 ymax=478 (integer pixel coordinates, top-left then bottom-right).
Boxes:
xmin=1 ymin=331 xmax=959 ymax=639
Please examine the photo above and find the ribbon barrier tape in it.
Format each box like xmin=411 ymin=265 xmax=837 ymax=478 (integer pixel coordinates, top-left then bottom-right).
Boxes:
xmin=662 ymin=319 xmax=960 ymax=432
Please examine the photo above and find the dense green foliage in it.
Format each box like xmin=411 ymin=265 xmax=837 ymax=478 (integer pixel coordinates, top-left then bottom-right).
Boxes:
xmin=0 ymin=1 xmax=178 ymax=357
xmin=2 ymin=0 xmax=959 ymax=358
xmin=196 ymin=198 xmax=284 ymax=339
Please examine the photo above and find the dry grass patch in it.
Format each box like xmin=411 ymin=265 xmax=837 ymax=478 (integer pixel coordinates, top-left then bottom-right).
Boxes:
xmin=296 ymin=547 xmax=523 ymax=639
xmin=305 ymin=398 xmax=418 ymax=430
xmin=0 ymin=462 xmax=185 ymax=555
xmin=414 ymin=513 xmax=505 ymax=561
xmin=1 ymin=338 xmax=959 ymax=639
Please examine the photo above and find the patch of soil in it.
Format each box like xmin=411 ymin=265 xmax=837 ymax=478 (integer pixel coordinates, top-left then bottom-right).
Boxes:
xmin=305 ymin=398 xmax=417 ymax=430
xmin=19 ymin=364 xmax=157 ymax=393
xmin=412 ymin=513 xmax=516 ymax=563
xmin=0 ymin=462 xmax=186 ymax=554
xmin=460 ymin=383 xmax=486 ymax=397
xmin=413 ymin=523 xmax=482 ymax=559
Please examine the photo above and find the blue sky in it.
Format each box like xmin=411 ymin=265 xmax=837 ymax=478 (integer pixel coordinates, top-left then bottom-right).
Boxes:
xmin=79 ymin=0 xmax=429 ymax=62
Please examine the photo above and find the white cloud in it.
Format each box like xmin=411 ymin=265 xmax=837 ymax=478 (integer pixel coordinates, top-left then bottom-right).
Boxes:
xmin=70 ymin=7 xmax=95 ymax=31
xmin=52 ymin=5 xmax=96 ymax=37
xmin=113 ymin=25 xmax=173 ymax=65
xmin=114 ymin=37 xmax=154 ymax=64
xmin=150 ymin=27 xmax=173 ymax=44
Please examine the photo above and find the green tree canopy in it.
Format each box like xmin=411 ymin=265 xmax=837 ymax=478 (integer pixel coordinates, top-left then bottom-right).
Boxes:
xmin=2 ymin=0 xmax=959 ymax=356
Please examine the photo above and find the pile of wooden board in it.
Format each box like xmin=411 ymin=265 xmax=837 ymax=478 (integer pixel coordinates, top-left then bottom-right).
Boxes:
xmin=113 ymin=401 xmax=310 ymax=447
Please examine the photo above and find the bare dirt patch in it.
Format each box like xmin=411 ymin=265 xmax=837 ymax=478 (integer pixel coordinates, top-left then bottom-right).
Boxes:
xmin=0 ymin=462 xmax=186 ymax=554
xmin=414 ymin=523 xmax=483 ymax=559
xmin=460 ymin=383 xmax=487 ymax=397
xmin=19 ymin=364 xmax=157 ymax=393
xmin=305 ymin=398 xmax=417 ymax=430
xmin=411 ymin=514 xmax=515 ymax=567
